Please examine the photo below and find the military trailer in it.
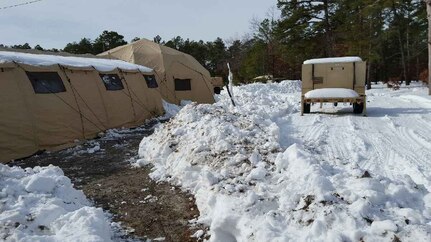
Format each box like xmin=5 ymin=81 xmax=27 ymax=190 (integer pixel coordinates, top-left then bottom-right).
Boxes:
xmin=301 ymin=57 xmax=367 ymax=115
xmin=211 ymin=76 xmax=224 ymax=94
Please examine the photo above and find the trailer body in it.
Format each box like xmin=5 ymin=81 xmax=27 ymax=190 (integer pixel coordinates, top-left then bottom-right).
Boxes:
xmin=301 ymin=57 xmax=367 ymax=115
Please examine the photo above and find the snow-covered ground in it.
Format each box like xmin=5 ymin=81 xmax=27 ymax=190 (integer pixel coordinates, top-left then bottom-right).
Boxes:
xmin=0 ymin=165 xmax=113 ymax=241
xmin=136 ymin=81 xmax=431 ymax=241
xmin=2 ymin=80 xmax=430 ymax=241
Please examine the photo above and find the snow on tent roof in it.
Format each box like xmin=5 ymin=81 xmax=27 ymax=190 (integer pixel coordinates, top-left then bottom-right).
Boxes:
xmin=303 ymin=56 xmax=362 ymax=65
xmin=0 ymin=51 xmax=153 ymax=73
xmin=304 ymin=88 xmax=359 ymax=99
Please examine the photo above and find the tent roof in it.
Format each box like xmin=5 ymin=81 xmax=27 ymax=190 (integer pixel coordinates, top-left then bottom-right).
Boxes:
xmin=103 ymin=38 xmax=183 ymax=57
xmin=99 ymin=38 xmax=210 ymax=76
xmin=0 ymin=51 xmax=153 ymax=73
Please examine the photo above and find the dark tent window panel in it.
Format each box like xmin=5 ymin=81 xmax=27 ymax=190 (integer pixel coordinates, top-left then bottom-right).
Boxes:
xmin=174 ymin=78 xmax=191 ymax=91
xmin=144 ymin=75 xmax=158 ymax=88
xmin=26 ymin=72 xmax=66 ymax=94
xmin=99 ymin=74 xmax=124 ymax=91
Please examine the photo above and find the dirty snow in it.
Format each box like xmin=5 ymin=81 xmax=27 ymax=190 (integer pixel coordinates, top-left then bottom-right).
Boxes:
xmin=0 ymin=164 xmax=113 ymax=241
xmin=0 ymin=51 xmax=152 ymax=72
xmin=304 ymin=88 xmax=359 ymax=98
xmin=136 ymin=81 xmax=431 ymax=241
xmin=303 ymin=56 xmax=362 ymax=64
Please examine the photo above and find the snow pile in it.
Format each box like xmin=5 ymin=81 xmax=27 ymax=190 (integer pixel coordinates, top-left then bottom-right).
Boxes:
xmin=162 ymin=100 xmax=182 ymax=118
xmin=303 ymin=56 xmax=362 ymax=64
xmin=0 ymin=51 xmax=153 ymax=72
xmin=305 ymin=88 xmax=359 ymax=99
xmin=161 ymin=99 xmax=194 ymax=118
xmin=217 ymin=80 xmax=301 ymax=112
xmin=135 ymin=80 xmax=431 ymax=241
xmin=0 ymin=164 xmax=113 ymax=241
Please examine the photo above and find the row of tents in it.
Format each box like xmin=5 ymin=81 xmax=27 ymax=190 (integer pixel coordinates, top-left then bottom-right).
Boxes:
xmin=0 ymin=39 xmax=224 ymax=162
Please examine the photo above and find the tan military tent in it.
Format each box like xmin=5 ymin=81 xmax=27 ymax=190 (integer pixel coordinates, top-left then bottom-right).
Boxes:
xmin=0 ymin=51 xmax=163 ymax=163
xmin=99 ymin=38 xmax=215 ymax=105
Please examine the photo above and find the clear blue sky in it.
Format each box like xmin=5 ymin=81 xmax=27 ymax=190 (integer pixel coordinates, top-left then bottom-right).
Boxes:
xmin=0 ymin=0 xmax=278 ymax=49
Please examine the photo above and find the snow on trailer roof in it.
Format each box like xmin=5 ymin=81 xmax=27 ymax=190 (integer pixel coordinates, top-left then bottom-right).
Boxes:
xmin=303 ymin=56 xmax=362 ymax=65
xmin=0 ymin=51 xmax=153 ymax=73
xmin=304 ymin=88 xmax=359 ymax=99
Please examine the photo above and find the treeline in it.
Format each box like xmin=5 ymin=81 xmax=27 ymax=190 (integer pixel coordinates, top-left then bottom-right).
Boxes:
xmin=0 ymin=43 xmax=58 ymax=52
xmin=161 ymin=0 xmax=427 ymax=84
xmin=2 ymin=0 xmax=427 ymax=84
xmin=0 ymin=31 xmax=127 ymax=55
xmin=270 ymin=0 xmax=427 ymax=85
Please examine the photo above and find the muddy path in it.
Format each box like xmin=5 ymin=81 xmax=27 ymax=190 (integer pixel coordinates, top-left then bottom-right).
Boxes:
xmin=10 ymin=120 xmax=205 ymax=241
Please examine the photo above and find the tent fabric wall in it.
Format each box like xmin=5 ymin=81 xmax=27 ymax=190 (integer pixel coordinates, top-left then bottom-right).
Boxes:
xmin=0 ymin=56 xmax=164 ymax=163
xmin=99 ymin=38 xmax=215 ymax=105
xmin=62 ymin=68 xmax=109 ymax=138
xmin=0 ymin=66 xmax=37 ymax=161
xmin=119 ymin=71 xmax=164 ymax=126
xmin=167 ymin=61 xmax=214 ymax=103
xmin=16 ymin=64 xmax=84 ymax=150
xmin=96 ymin=70 xmax=136 ymax=129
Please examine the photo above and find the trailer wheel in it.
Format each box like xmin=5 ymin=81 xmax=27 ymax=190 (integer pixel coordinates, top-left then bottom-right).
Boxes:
xmin=303 ymin=103 xmax=311 ymax=113
xmin=353 ymin=103 xmax=364 ymax=114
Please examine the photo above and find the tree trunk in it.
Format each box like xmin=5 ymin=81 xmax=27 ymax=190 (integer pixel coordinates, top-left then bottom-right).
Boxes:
xmin=323 ymin=0 xmax=334 ymax=56
xmin=367 ymin=18 xmax=373 ymax=90
xmin=427 ymin=0 xmax=431 ymax=95
xmin=398 ymin=33 xmax=408 ymax=84
xmin=391 ymin=1 xmax=407 ymax=85
xmin=406 ymin=23 xmax=411 ymax=85
xmin=367 ymin=62 xmax=372 ymax=90
xmin=416 ymin=56 xmax=420 ymax=82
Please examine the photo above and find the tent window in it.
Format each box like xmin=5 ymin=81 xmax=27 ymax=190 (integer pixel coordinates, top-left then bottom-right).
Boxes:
xmin=174 ymin=78 xmax=191 ymax=91
xmin=99 ymin=74 xmax=124 ymax=91
xmin=144 ymin=75 xmax=158 ymax=88
xmin=26 ymin=72 xmax=66 ymax=94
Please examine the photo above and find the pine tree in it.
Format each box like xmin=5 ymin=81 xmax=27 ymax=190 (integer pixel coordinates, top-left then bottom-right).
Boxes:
xmin=153 ymin=35 xmax=162 ymax=44
xmin=206 ymin=38 xmax=228 ymax=76
xmin=426 ymin=0 xmax=431 ymax=94
xmin=63 ymin=38 xmax=94 ymax=54
xmin=11 ymin=43 xmax=31 ymax=49
xmin=93 ymin=31 xmax=127 ymax=54
xmin=34 ymin=45 xmax=44 ymax=51
xmin=277 ymin=0 xmax=338 ymax=57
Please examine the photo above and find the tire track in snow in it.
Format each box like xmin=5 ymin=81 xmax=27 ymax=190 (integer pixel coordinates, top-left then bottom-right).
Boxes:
xmin=290 ymin=115 xmax=328 ymax=154
xmin=397 ymin=126 xmax=431 ymax=151
xmin=354 ymin=115 xmax=431 ymax=188
xmin=291 ymin=112 xmax=431 ymax=190
xmin=292 ymin=114 xmax=367 ymax=168
xmin=382 ymin=114 xmax=431 ymax=171
xmin=399 ymin=95 xmax=431 ymax=109
xmin=288 ymin=86 xmax=431 ymax=189
xmin=413 ymin=115 xmax=431 ymax=137
xmin=318 ymin=116 xmax=367 ymax=166
xmin=358 ymin=126 xmax=411 ymax=179
xmin=349 ymin=91 xmax=431 ymax=188
xmin=303 ymin=123 xmax=327 ymax=147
